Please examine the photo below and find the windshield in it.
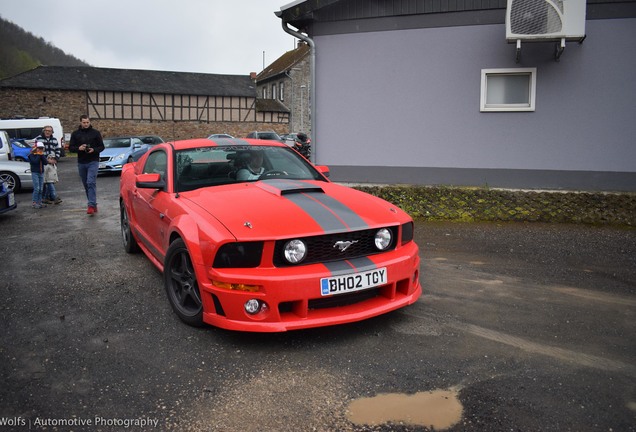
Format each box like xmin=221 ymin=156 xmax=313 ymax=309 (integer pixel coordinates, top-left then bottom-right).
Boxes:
xmin=104 ymin=138 xmax=133 ymax=148
xmin=258 ymin=132 xmax=280 ymax=140
xmin=176 ymin=145 xmax=324 ymax=192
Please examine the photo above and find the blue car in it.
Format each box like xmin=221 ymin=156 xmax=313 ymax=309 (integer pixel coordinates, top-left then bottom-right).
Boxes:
xmin=0 ymin=180 xmax=17 ymax=214
xmin=98 ymin=136 xmax=144 ymax=173
xmin=11 ymin=139 xmax=32 ymax=162
xmin=130 ymin=135 xmax=165 ymax=162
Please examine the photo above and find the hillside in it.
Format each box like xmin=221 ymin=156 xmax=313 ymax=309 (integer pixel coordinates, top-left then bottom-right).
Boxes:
xmin=0 ymin=16 xmax=90 ymax=80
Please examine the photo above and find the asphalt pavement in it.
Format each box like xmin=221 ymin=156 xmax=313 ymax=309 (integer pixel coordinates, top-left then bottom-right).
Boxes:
xmin=0 ymin=157 xmax=634 ymax=431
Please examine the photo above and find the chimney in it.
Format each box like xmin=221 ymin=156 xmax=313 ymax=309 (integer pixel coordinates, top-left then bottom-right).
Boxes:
xmin=250 ymin=72 xmax=257 ymax=80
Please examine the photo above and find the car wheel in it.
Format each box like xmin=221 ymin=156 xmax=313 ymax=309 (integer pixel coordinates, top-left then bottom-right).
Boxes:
xmin=0 ymin=172 xmax=20 ymax=192
xmin=120 ymin=201 xmax=140 ymax=253
xmin=164 ymin=238 xmax=204 ymax=326
xmin=127 ymin=156 xmax=133 ymax=163
xmin=15 ymin=157 xmax=26 ymax=162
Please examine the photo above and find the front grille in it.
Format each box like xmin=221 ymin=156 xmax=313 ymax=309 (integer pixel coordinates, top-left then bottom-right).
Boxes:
xmin=273 ymin=227 xmax=398 ymax=267
xmin=278 ymin=287 xmax=381 ymax=314
xmin=99 ymin=156 xmax=110 ymax=162
xmin=308 ymin=287 xmax=380 ymax=309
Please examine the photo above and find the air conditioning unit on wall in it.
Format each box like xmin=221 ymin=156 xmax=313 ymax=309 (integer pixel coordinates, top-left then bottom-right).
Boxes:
xmin=506 ymin=0 xmax=586 ymax=42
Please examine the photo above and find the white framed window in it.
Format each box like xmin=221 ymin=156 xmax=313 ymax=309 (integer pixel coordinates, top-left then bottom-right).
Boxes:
xmin=279 ymin=82 xmax=284 ymax=101
xmin=272 ymin=83 xmax=277 ymax=100
xmin=262 ymin=87 xmax=267 ymax=99
xmin=480 ymin=68 xmax=536 ymax=112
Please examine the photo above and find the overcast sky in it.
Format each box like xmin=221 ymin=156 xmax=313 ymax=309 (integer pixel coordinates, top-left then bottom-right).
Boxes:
xmin=0 ymin=0 xmax=298 ymax=76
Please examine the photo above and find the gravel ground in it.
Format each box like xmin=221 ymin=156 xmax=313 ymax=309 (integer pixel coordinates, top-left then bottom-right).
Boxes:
xmin=0 ymin=158 xmax=634 ymax=431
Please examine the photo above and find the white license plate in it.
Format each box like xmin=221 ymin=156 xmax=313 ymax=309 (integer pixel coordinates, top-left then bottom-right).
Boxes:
xmin=99 ymin=163 xmax=106 ymax=169
xmin=320 ymin=267 xmax=387 ymax=296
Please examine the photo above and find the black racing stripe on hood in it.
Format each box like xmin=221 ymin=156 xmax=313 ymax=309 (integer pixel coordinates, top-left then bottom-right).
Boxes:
xmin=261 ymin=179 xmax=369 ymax=233
xmin=286 ymin=192 xmax=369 ymax=233
xmin=284 ymin=193 xmax=348 ymax=232
xmin=306 ymin=193 xmax=368 ymax=229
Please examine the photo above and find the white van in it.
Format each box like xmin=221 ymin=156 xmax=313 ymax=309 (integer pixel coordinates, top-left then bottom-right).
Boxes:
xmin=0 ymin=131 xmax=13 ymax=161
xmin=0 ymin=117 xmax=65 ymax=156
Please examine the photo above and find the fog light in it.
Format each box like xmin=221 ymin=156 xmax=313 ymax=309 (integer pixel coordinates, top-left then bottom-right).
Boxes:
xmin=244 ymin=299 xmax=262 ymax=315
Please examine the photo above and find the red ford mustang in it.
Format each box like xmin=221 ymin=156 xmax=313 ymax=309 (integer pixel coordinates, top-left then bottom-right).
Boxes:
xmin=119 ymin=138 xmax=421 ymax=332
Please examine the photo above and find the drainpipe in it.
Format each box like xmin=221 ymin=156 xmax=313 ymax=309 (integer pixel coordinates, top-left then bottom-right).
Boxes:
xmin=280 ymin=21 xmax=316 ymax=163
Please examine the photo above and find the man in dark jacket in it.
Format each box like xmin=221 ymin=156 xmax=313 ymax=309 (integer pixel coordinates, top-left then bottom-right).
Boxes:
xmin=69 ymin=115 xmax=105 ymax=215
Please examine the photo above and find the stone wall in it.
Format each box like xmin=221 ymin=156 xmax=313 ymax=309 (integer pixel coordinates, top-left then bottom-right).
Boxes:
xmin=354 ymin=185 xmax=636 ymax=226
xmin=0 ymin=88 xmax=289 ymax=140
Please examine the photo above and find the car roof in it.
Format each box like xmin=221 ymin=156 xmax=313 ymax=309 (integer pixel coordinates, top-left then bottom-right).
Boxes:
xmin=169 ymin=137 xmax=288 ymax=151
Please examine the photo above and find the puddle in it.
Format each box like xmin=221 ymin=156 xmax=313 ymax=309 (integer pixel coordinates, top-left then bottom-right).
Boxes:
xmin=347 ymin=388 xmax=463 ymax=429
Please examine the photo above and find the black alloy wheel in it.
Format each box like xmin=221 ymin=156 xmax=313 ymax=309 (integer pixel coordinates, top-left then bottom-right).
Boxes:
xmin=164 ymin=238 xmax=204 ymax=326
xmin=120 ymin=201 xmax=140 ymax=253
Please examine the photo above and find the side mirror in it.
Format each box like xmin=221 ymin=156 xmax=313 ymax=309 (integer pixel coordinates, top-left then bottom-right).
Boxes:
xmin=136 ymin=173 xmax=166 ymax=190
xmin=315 ymin=165 xmax=330 ymax=178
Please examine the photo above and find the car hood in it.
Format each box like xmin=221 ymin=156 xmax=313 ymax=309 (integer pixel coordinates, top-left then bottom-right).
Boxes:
xmin=0 ymin=160 xmax=32 ymax=174
xmin=179 ymin=180 xmax=408 ymax=240
xmin=101 ymin=147 xmax=130 ymax=156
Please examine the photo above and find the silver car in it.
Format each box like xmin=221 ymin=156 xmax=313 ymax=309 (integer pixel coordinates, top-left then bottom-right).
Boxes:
xmin=0 ymin=160 xmax=33 ymax=192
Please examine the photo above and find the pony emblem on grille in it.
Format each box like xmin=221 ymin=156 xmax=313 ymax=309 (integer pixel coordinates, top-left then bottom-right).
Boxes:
xmin=333 ymin=240 xmax=358 ymax=252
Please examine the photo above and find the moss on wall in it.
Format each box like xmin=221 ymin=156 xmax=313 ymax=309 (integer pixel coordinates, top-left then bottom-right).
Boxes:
xmin=353 ymin=185 xmax=636 ymax=226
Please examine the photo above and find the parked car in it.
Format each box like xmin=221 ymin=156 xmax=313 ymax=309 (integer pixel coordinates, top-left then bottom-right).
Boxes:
xmin=208 ymin=134 xmax=234 ymax=139
xmin=99 ymin=136 xmax=145 ymax=173
xmin=0 ymin=131 xmax=13 ymax=161
xmin=119 ymin=138 xmax=421 ymax=332
xmin=10 ymin=139 xmax=32 ymax=162
xmin=137 ymin=135 xmax=165 ymax=145
xmin=0 ymin=160 xmax=33 ymax=192
xmin=130 ymin=135 xmax=165 ymax=162
xmin=0 ymin=117 xmax=65 ymax=157
xmin=0 ymin=179 xmax=17 ymax=214
xmin=245 ymin=131 xmax=283 ymax=142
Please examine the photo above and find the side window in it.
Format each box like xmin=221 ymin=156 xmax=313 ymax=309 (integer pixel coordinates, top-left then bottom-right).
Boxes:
xmin=143 ymin=150 xmax=168 ymax=180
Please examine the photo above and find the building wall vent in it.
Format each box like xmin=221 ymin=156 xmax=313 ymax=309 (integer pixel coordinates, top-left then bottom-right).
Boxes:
xmin=506 ymin=0 xmax=586 ymax=42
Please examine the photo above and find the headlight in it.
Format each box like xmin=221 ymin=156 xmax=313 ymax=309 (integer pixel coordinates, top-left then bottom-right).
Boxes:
xmin=113 ymin=153 xmax=126 ymax=161
xmin=284 ymin=239 xmax=307 ymax=264
xmin=374 ymin=228 xmax=392 ymax=250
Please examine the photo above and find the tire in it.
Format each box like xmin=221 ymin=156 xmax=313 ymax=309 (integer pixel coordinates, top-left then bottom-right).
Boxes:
xmin=0 ymin=172 xmax=20 ymax=192
xmin=120 ymin=201 xmax=140 ymax=253
xmin=127 ymin=156 xmax=133 ymax=164
xmin=164 ymin=239 xmax=204 ymax=326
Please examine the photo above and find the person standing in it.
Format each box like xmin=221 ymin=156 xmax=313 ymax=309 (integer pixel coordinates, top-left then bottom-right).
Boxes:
xmin=35 ymin=125 xmax=61 ymax=160
xmin=43 ymin=154 xmax=61 ymax=205
xmin=35 ymin=125 xmax=62 ymax=204
xmin=69 ymin=115 xmax=104 ymax=215
xmin=28 ymin=142 xmax=48 ymax=209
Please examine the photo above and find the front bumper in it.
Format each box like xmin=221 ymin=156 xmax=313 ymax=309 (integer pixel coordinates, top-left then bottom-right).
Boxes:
xmin=98 ymin=161 xmax=125 ymax=173
xmin=197 ymin=242 xmax=421 ymax=332
xmin=0 ymin=189 xmax=16 ymax=214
